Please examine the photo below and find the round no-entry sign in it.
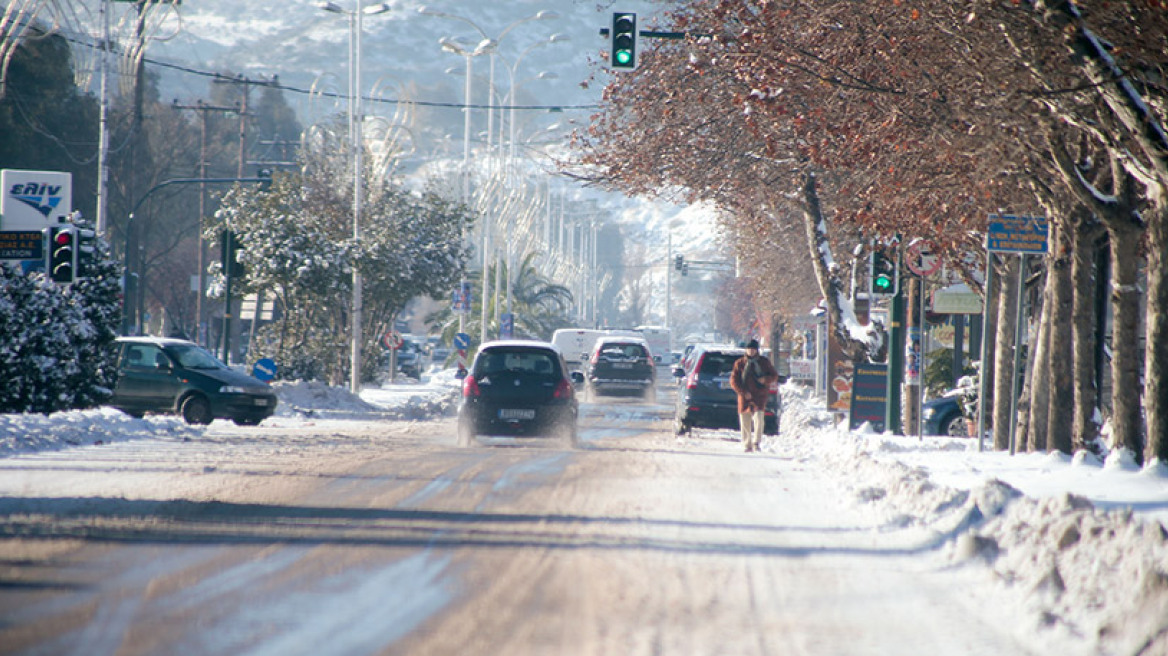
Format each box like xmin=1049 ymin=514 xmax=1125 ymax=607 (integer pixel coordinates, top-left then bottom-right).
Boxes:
xmin=381 ymin=331 xmax=404 ymax=350
xmin=906 ymin=240 xmax=941 ymax=277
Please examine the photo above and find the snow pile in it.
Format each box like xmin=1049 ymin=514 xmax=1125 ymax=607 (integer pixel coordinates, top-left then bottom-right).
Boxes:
xmin=776 ymin=383 xmax=1168 ymax=655
xmin=272 ymin=380 xmax=384 ymax=417
xmin=0 ymin=407 xmax=198 ymax=457
xmin=0 ymin=370 xmax=461 ymax=456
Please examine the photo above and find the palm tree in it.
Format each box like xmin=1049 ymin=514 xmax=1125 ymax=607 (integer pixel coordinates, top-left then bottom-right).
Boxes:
xmin=424 ymin=253 xmax=575 ymax=357
xmin=507 ymin=252 xmax=575 ymax=339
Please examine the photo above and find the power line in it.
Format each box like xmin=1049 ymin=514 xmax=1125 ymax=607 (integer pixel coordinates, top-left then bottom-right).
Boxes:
xmin=49 ymin=28 xmax=600 ymax=112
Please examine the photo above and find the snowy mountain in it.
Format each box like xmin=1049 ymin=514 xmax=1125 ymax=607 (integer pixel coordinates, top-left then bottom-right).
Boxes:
xmin=62 ymin=0 xmax=725 ymax=326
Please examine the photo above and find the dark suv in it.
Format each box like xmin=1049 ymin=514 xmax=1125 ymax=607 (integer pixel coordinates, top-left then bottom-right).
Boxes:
xmin=457 ymin=340 xmax=584 ymax=446
xmin=110 ymin=337 xmax=277 ymax=425
xmin=585 ymin=336 xmax=656 ymax=401
xmin=672 ymin=345 xmax=779 ymax=436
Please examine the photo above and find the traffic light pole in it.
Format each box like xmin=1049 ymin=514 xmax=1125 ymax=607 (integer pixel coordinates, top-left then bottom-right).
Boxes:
xmin=122 ymin=177 xmax=267 ymax=342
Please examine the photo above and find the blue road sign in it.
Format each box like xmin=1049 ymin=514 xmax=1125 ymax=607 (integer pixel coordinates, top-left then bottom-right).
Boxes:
xmin=500 ymin=313 xmax=514 ymax=339
xmin=987 ymin=214 xmax=1048 ymax=254
xmin=454 ymin=332 xmax=471 ymax=350
xmin=252 ymin=357 xmax=277 ymax=382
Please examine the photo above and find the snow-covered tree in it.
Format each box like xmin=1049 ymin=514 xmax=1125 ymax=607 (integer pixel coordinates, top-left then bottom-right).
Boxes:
xmin=207 ymin=162 xmax=471 ymax=384
xmin=0 ymin=230 xmax=121 ymax=414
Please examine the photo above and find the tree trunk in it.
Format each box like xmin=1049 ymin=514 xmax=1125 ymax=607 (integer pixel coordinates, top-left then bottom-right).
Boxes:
xmin=1071 ymin=221 xmax=1102 ymax=453
xmin=980 ymin=254 xmax=1000 ymax=439
xmin=796 ymin=173 xmax=876 ymax=362
xmin=1025 ymin=272 xmax=1050 ymax=452
xmin=1145 ymin=208 xmax=1168 ymax=464
xmin=1107 ymin=220 xmax=1145 ymax=461
xmin=1046 ymin=220 xmax=1075 ymax=455
xmin=993 ymin=256 xmax=1019 ymax=451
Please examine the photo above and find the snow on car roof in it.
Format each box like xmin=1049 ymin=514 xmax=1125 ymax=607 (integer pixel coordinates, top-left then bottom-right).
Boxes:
xmin=595 ymin=335 xmax=649 ymax=346
xmin=479 ymin=339 xmax=560 ymax=352
xmin=115 ymin=336 xmax=198 ymax=347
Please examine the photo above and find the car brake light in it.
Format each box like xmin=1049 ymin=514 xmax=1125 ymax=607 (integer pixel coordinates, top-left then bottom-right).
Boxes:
xmin=687 ymin=355 xmax=705 ymax=389
xmin=463 ymin=375 xmax=481 ymax=397
xmin=553 ymin=378 xmax=572 ymax=399
xmin=590 ymin=350 xmax=599 ymax=365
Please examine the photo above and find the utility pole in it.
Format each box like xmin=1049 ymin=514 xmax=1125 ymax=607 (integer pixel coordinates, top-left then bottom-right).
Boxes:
xmin=172 ymin=100 xmax=238 ymax=347
xmin=95 ymin=0 xmax=111 ymax=236
xmin=666 ymin=232 xmax=672 ymax=331
xmin=211 ymin=74 xmax=271 ymax=364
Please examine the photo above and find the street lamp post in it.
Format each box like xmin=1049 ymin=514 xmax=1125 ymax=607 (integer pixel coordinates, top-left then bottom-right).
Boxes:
xmin=317 ymin=1 xmax=390 ymax=394
xmin=437 ymin=36 xmax=494 ymax=339
xmin=503 ymin=34 xmax=569 ymax=173
xmin=419 ymin=6 xmax=559 ymax=346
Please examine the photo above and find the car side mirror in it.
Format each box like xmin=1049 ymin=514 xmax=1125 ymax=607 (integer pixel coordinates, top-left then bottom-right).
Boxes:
xmin=672 ymin=367 xmax=685 ymax=378
xmin=570 ymin=371 xmax=585 ymax=385
xmin=455 ymin=368 xmax=468 ymax=380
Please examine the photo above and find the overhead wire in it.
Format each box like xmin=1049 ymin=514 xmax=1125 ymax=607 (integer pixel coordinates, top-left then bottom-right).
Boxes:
xmin=36 ymin=24 xmax=600 ymax=113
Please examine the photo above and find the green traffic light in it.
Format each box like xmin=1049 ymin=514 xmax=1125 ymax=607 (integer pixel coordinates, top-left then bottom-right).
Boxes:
xmin=874 ymin=276 xmax=893 ymax=292
xmin=615 ymin=50 xmax=632 ymax=65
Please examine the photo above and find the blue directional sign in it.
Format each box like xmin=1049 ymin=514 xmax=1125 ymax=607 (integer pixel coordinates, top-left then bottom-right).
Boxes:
xmin=500 ymin=313 xmax=514 ymax=339
xmin=987 ymin=214 xmax=1048 ymax=254
xmin=453 ymin=332 xmax=471 ymax=351
xmin=252 ymin=357 xmax=277 ymax=382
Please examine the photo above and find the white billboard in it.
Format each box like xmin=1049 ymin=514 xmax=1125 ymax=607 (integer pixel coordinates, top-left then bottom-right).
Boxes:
xmin=1 ymin=169 xmax=72 ymax=230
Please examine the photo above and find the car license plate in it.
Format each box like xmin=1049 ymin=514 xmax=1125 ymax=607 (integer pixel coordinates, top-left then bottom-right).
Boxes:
xmin=613 ymin=362 xmax=632 ymax=369
xmin=254 ymin=398 xmax=268 ymax=406
xmin=718 ymin=378 xmax=733 ymax=390
xmin=498 ymin=408 xmax=535 ymax=420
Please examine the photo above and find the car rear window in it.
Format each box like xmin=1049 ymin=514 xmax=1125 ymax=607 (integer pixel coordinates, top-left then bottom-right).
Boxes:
xmin=698 ymin=352 xmax=739 ymax=376
xmin=597 ymin=343 xmax=648 ymax=359
xmin=476 ymin=349 xmax=559 ymax=376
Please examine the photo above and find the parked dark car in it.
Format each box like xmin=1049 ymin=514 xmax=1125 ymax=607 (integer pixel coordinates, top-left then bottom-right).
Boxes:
xmin=672 ymin=345 xmax=779 ymax=436
xmin=457 ymin=340 xmax=584 ymax=447
xmin=922 ymin=394 xmax=969 ymax=436
xmin=110 ymin=337 xmax=277 ymax=425
xmin=396 ymin=338 xmax=427 ymax=378
xmin=585 ymin=336 xmax=656 ymax=401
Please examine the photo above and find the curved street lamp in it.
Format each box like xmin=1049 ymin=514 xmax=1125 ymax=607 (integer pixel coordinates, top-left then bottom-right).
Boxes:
xmin=419 ymin=7 xmax=560 ymax=344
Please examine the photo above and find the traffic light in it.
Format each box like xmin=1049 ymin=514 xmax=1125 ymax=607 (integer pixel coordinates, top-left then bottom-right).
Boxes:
xmin=75 ymin=227 xmax=97 ymax=279
xmin=681 ymin=262 xmax=689 ymax=277
xmin=47 ymin=226 xmax=76 ymax=283
xmin=257 ymin=167 xmax=272 ymax=192
xmin=869 ymin=249 xmax=899 ymax=297
xmin=611 ymin=12 xmax=637 ymax=70
xmin=674 ymin=254 xmax=684 ymax=271
xmin=221 ymin=230 xmax=245 ymax=278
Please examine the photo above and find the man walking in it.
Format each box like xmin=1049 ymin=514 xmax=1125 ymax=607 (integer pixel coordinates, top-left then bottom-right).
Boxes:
xmin=730 ymin=338 xmax=780 ymax=452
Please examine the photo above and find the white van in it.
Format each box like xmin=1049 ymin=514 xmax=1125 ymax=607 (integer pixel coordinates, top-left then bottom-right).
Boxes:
xmin=551 ymin=329 xmax=606 ymax=370
xmin=634 ymin=326 xmax=672 ymax=365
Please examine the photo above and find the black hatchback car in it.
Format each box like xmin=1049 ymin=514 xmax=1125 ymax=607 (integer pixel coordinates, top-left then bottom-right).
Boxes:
xmin=457 ymin=340 xmax=584 ymax=446
xmin=585 ymin=336 xmax=656 ymax=401
xmin=110 ymin=337 xmax=277 ymax=425
xmin=672 ymin=345 xmax=779 ymax=436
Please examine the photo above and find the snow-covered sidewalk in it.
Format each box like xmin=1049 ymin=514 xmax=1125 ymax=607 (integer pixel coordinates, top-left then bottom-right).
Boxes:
xmin=773 ymin=385 xmax=1168 ymax=654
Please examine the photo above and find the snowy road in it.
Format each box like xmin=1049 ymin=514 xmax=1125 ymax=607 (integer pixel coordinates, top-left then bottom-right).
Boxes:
xmin=0 ymin=391 xmax=1048 ymax=656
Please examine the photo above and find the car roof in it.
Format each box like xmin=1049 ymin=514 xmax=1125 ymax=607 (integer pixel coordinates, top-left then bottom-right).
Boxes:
xmin=115 ymin=336 xmax=197 ymax=347
xmin=595 ymin=335 xmax=648 ymax=346
xmin=480 ymin=339 xmax=561 ymax=353
xmin=693 ymin=345 xmax=745 ymax=356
